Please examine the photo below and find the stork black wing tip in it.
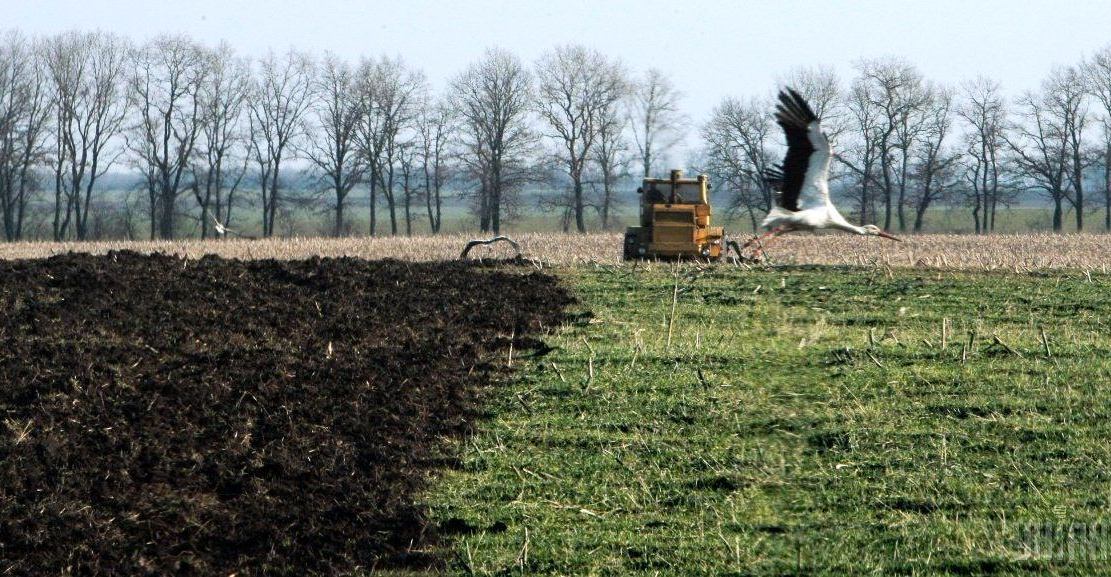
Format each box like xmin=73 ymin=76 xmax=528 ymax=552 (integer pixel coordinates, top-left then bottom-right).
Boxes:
xmin=778 ymin=86 xmax=817 ymax=123
xmin=763 ymin=164 xmax=785 ymax=190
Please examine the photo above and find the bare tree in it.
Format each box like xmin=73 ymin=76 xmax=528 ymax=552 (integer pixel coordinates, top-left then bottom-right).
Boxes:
xmin=838 ymin=77 xmax=886 ymax=224
xmin=909 ymin=86 xmax=958 ymax=231
xmin=397 ymin=139 xmax=418 ymax=235
xmin=1005 ymin=77 xmax=1072 ymax=231
xmin=354 ymin=59 xmax=385 ymax=236
xmin=417 ymin=96 xmax=455 ymax=234
xmin=593 ymin=96 xmax=631 ymax=230
xmin=127 ymin=34 xmax=208 ymax=240
xmin=193 ymin=41 xmax=250 ymax=238
xmin=534 ymin=45 xmax=627 ymax=233
xmin=852 ymin=58 xmax=930 ymax=232
xmin=354 ymin=55 xmax=425 ymax=235
xmin=1003 ymin=68 xmax=1089 ymax=232
xmin=957 ymin=77 xmax=1008 ymax=233
xmin=451 ymin=48 xmax=535 ymax=233
xmin=0 ymin=31 xmax=51 ymax=242
xmin=892 ymin=82 xmax=934 ymax=232
xmin=628 ymin=68 xmax=686 ymax=178
xmin=249 ymin=48 xmax=315 ymax=237
xmin=701 ymin=96 xmax=775 ymax=230
xmin=1084 ymin=45 xmax=1111 ymax=229
xmin=307 ymin=52 xmax=364 ymax=236
xmin=1051 ymin=66 xmax=1091 ymax=231
xmin=44 ymin=30 xmax=129 ymax=241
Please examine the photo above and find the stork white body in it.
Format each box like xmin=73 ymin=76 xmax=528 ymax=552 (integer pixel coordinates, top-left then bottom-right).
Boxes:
xmin=743 ymin=89 xmax=899 ymax=255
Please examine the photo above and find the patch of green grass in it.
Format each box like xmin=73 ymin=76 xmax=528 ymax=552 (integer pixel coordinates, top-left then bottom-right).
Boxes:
xmin=426 ymin=264 xmax=1111 ymax=575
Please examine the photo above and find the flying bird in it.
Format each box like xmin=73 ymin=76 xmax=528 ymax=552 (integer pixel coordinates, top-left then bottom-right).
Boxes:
xmin=741 ymin=88 xmax=900 ymax=257
xmin=210 ymin=214 xmax=257 ymax=240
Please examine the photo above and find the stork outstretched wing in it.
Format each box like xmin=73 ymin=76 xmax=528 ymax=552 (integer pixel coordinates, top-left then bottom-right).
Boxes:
xmin=774 ymin=88 xmax=831 ymax=212
xmin=763 ymin=163 xmax=784 ymax=191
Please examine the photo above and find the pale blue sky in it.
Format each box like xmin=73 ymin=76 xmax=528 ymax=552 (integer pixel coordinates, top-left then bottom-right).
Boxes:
xmin=9 ymin=0 xmax=1111 ymax=158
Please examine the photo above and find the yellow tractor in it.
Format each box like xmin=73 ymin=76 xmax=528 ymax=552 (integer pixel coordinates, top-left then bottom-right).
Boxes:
xmin=623 ymin=169 xmax=725 ymax=260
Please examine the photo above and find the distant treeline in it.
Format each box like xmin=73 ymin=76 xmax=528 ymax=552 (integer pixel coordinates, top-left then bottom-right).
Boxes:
xmin=1 ymin=29 xmax=1110 ymax=241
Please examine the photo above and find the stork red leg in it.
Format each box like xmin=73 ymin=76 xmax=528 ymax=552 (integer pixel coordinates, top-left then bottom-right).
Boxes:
xmin=739 ymin=228 xmax=779 ymax=250
xmin=740 ymin=227 xmax=785 ymax=259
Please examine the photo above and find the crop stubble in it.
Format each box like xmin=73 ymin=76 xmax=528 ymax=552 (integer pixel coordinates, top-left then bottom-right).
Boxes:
xmin=4 ymin=232 xmax=1111 ymax=270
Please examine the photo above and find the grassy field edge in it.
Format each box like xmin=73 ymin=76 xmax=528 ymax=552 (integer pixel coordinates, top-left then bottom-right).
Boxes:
xmin=422 ymin=263 xmax=1111 ymax=575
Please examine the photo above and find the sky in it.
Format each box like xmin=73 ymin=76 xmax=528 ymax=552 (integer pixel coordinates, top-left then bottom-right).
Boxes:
xmin=9 ymin=0 xmax=1111 ymax=161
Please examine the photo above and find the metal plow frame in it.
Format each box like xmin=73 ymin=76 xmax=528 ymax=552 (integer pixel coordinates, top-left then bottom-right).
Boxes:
xmin=459 ymin=235 xmax=523 ymax=260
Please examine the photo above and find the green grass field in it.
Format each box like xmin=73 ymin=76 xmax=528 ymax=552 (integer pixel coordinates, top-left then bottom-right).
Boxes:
xmin=424 ymin=263 xmax=1111 ymax=575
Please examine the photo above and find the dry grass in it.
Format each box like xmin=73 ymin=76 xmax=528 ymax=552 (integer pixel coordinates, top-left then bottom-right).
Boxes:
xmin=3 ymin=232 xmax=1111 ymax=270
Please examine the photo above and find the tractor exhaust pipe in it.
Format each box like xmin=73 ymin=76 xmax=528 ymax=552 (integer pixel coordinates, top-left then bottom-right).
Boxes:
xmin=669 ymin=169 xmax=680 ymax=204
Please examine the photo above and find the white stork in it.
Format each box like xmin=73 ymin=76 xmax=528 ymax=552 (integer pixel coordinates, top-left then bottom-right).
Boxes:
xmin=741 ymin=88 xmax=900 ymax=257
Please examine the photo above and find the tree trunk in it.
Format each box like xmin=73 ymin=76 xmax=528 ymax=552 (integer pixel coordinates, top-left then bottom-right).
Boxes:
xmin=491 ymin=184 xmax=501 ymax=234
xmin=334 ymin=177 xmax=345 ymax=237
xmin=423 ymin=163 xmax=434 ymax=234
xmin=386 ymin=170 xmax=397 ymax=235
xmin=989 ymin=194 xmax=997 ymax=232
xmin=897 ymin=150 xmax=909 ymax=232
xmin=404 ymin=184 xmax=412 ymax=237
xmin=15 ymin=172 xmax=29 ymax=241
xmin=601 ymin=182 xmax=612 ymax=231
xmin=573 ymin=178 xmax=585 ymax=233
xmin=260 ymin=170 xmax=272 ymax=238
xmin=199 ymin=173 xmax=214 ymax=240
xmin=211 ymin=155 xmax=225 ymax=239
xmin=981 ymin=195 xmax=989 ymax=234
xmin=268 ymin=161 xmax=281 ymax=238
xmin=53 ymin=174 xmax=64 ymax=241
xmin=972 ymin=198 xmax=981 ymax=235
xmin=434 ymin=183 xmax=442 ymax=233
xmin=881 ymin=157 xmax=894 ymax=231
xmin=73 ymin=177 xmax=87 ymax=241
xmin=148 ymin=187 xmax=158 ymax=240
xmin=1074 ymin=162 xmax=1084 ymax=232
xmin=859 ymin=176 xmax=869 ymax=225
xmin=492 ymin=165 xmax=501 ymax=234
xmin=369 ymin=170 xmax=378 ymax=236
xmin=479 ymin=181 xmax=490 ymax=232
xmin=159 ymin=185 xmax=175 ymax=240
xmin=261 ymin=180 xmax=269 ymax=237
xmin=335 ymin=200 xmax=345 ymax=237
xmin=2 ymin=184 xmax=13 ymax=242
xmin=1105 ymin=145 xmax=1111 ymax=231
xmin=225 ymin=184 xmax=237 ymax=232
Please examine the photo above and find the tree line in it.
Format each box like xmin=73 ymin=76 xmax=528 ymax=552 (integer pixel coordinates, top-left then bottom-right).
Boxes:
xmin=703 ymin=53 xmax=1111 ymax=234
xmin=3 ymin=28 xmax=1111 ymax=241
xmin=0 ymin=29 xmax=687 ymax=241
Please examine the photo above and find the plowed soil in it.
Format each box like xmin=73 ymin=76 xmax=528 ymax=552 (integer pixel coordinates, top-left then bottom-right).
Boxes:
xmin=0 ymin=252 xmax=572 ymax=576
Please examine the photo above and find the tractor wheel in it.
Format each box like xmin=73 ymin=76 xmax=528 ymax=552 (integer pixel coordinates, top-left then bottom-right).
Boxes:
xmin=623 ymin=231 xmax=639 ymax=261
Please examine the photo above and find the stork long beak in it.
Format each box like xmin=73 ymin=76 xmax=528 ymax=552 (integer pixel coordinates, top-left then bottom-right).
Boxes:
xmin=877 ymin=231 xmax=902 ymax=242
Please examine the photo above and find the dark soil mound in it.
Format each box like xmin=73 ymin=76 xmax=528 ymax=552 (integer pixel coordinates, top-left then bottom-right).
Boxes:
xmin=0 ymin=252 xmax=572 ymax=576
